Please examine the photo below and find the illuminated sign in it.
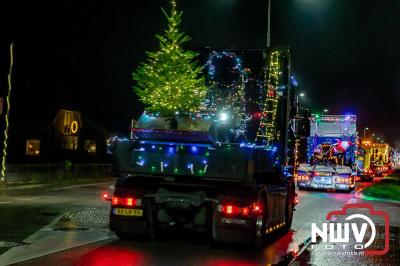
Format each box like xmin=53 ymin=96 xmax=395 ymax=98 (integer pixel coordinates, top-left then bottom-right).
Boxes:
xmin=71 ymin=121 xmax=79 ymax=134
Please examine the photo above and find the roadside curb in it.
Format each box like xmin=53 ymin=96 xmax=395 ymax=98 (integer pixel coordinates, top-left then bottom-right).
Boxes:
xmin=1 ymin=180 xmax=114 ymax=192
xmin=1 ymin=184 xmax=49 ymax=191
xmin=0 ymin=209 xmax=113 ymax=266
xmin=354 ymin=188 xmax=400 ymax=204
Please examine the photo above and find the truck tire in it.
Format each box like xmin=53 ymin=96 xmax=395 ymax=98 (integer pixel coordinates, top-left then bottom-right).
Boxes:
xmin=252 ymin=196 xmax=267 ymax=249
xmin=282 ymin=186 xmax=294 ymax=233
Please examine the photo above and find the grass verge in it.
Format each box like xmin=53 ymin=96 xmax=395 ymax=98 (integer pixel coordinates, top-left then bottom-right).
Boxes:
xmin=362 ymin=173 xmax=400 ymax=202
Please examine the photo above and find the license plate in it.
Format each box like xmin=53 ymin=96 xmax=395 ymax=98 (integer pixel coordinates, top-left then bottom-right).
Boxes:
xmin=113 ymin=208 xmax=143 ymax=217
xmin=314 ymin=177 xmax=331 ymax=184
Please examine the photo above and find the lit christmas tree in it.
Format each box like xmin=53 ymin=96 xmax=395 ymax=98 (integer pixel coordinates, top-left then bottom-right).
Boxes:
xmin=132 ymin=0 xmax=207 ymax=115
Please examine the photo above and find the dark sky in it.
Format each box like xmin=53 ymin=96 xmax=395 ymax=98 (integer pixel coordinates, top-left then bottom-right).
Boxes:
xmin=0 ymin=0 xmax=399 ymax=145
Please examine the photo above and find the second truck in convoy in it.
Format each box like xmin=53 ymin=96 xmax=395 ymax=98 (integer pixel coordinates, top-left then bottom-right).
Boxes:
xmin=296 ymin=115 xmax=357 ymax=192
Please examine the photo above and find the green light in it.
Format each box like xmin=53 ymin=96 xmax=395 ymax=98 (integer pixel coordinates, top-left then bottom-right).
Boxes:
xmin=198 ymin=170 xmax=203 ymax=175
xmin=174 ymin=168 xmax=178 ymax=173
xmin=151 ymin=166 xmax=156 ymax=171
xmin=205 ymin=152 xmax=210 ymax=156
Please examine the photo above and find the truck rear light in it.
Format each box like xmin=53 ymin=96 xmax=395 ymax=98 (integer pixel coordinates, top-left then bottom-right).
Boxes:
xmin=111 ymin=196 xmax=141 ymax=207
xmin=252 ymin=204 xmax=262 ymax=213
xmin=126 ymin=198 xmax=135 ymax=206
xmin=297 ymin=175 xmax=309 ymax=181
xmin=103 ymin=193 xmax=109 ymax=200
xmin=218 ymin=203 xmax=261 ymax=216
xmin=112 ymin=196 xmax=119 ymax=205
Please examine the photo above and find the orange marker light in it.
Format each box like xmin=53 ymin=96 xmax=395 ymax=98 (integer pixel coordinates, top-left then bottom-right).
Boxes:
xmin=127 ymin=198 xmax=134 ymax=206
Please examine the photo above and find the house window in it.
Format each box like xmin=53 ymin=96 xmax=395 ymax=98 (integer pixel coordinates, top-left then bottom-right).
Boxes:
xmin=62 ymin=136 xmax=79 ymax=150
xmin=26 ymin=140 xmax=40 ymax=156
xmin=84 ymin=140 xmax=97 ymax=153
xmin=63 ymin=111 xmax=73 ymax=135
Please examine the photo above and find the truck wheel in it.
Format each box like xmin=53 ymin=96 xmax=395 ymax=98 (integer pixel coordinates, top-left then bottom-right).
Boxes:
xmin=252 ymin=196 xmax=267 ymax=249
xmin=282 ymin=188 xmax=294 ymax=232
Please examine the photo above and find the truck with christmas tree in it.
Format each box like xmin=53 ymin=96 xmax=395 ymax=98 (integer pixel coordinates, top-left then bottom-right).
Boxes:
xmin=107 ymin=0 xmax=308 ymax=247
xmin=296 ymin=115 xmax=357 ymax=192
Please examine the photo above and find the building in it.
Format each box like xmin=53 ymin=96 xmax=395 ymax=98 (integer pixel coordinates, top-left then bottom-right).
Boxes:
xmin=7 ymin=109 xmax=110 ymax=163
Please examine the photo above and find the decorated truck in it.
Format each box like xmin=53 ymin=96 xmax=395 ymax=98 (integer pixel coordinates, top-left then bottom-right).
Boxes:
xmin=297 ymin=115 xmax=357 ymax=192
xmin=359 ymin=141 xmax=391 ymax=181
xmin=108 ymin=49 xmax=309 ymax=247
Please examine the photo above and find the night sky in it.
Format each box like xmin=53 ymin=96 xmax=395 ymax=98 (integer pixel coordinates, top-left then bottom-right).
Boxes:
xmin=0 ymin=0 xmax=399 ymax=146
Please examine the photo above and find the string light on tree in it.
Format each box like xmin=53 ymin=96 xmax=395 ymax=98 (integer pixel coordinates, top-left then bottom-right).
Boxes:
xmin=132 ymin=0 xmax=207 ymax=115
xmin=1 ymin=43 xmax=14 ymax=183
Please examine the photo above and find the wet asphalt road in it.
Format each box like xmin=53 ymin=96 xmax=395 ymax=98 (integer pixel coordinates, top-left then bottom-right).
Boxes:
xmin=2 ymin=178 xmax=400 ymax=266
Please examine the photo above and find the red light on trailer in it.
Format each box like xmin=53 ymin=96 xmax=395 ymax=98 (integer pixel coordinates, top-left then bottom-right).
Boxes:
xmin=226 ymin=205 xmax=233 ymax=214
xmin=242 ymin=207 xmax=250 ymax=216
xmin=103 ymin=193 xmax=109 ymax=200
xmin=112 ymin=197 xmax=119 ymax=205
xmin=295 ymin=197 xmax=299 ymax=205
xmin=253 ymin=205 xmax=261 ymax=212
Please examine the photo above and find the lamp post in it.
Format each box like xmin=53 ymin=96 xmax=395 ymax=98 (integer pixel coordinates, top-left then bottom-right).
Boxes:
xmin=267 ymin=0 xmax=271 ymax=48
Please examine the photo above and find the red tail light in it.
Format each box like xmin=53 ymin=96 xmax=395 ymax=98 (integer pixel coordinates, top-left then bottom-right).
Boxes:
xmin=103 ymin=193 xmax=109 ymax=200
xmin=295 ymin=197 xmax=299 ymax=205
xmin=111 ymin=196 xmax=140 ymax=207
xmin=112 ymin=196 xmax=119 ymax=205
xmin=218 ymin=203 xmax=262 ymax=216
xmin=252 ymin=204 xmax=262 ymax=213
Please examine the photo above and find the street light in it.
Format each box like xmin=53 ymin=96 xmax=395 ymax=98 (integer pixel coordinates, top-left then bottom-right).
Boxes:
xmin=363 ymin=127 xmax=369 ymax=139
xmin=267 ymin=0 xmax=271 ymax=48
xmin=321 ymin=109 xmax=328 ymax=116
xmin=299 ymin=92 xmax=305 ymax=97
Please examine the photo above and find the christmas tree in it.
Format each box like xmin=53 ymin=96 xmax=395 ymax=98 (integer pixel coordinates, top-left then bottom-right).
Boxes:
xmin=132 ymin=0 xmax=207 ymax=116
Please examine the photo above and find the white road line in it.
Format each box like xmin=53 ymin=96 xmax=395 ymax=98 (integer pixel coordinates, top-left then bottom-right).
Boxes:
xmin=53 ymin=181 xmax=114 ymax=191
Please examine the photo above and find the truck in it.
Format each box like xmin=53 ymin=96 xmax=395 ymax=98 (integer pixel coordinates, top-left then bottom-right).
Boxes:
xmin=359 ymin=141 xmax=391 ymax=181
xmin=108 ymin=49 xmax=308 ymax=247
xmin=296 ymin=115 xmax=357 ymax=192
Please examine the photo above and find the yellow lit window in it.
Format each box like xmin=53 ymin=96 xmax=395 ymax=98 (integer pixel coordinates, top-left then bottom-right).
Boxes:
xmin=84 ymin=140 xmax=96 ymax=153
xmin=26 ymin=140 xmax=40 ymax=156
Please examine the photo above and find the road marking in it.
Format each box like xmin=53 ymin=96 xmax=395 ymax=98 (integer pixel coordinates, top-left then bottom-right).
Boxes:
xmin=0 ymin=201 xmax=11 ymax=204
xmin=15 ymin=197 xmax=40 ymax=201
xmin=53 ymin=181 xmax=114 ymax=191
